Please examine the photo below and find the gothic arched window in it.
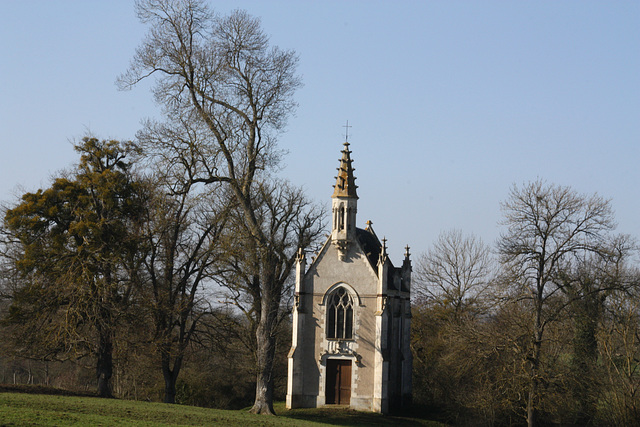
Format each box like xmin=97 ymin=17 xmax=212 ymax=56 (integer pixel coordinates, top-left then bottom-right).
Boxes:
xmin=327 ymin=287 xmax=354 ymax=339
xmin=338 ymin=203 xmax=345 ymax=231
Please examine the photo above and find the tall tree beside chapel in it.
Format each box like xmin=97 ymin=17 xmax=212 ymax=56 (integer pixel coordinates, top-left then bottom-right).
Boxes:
xmin=118 ymin=0 xmax=322 ymax=414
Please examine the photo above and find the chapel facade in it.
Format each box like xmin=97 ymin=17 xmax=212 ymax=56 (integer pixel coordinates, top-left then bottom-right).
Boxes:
xmin=286 ymin=141 xmax=412 ymax=414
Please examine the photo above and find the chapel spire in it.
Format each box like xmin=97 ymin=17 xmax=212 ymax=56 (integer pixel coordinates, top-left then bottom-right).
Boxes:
xmin=331 ymin=140 xmax=358 ymax=260
xmin=332 ymin=141 xmax=358 ymax=199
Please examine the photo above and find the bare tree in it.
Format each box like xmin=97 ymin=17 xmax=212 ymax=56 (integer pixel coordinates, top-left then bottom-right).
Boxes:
xmin=214 ymin=179 xmax=324 ymax=413
xmin=414 ymin=229 xmax=493 ymax=320
xmin=497 ymin=180 xmax=615 ymax=426
xmin=118 ymin=0 xmax=315 ymax=414
xmin=140 ymin=180 xmax=229 ymax=404
xmin=599 ymin=282 xmax=640 ymax=424
xmin=135 ymin=116 xmax=233 ymax=404
xmin=553 ymin=235 xmax=637 ymax=423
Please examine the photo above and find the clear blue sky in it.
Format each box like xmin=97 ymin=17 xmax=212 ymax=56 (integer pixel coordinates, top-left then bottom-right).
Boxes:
xmin=1 ymin=1 xmax=638 ymax=261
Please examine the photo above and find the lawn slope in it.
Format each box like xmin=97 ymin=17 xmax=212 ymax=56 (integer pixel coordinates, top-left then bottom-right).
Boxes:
xmin=0 ymin=391 xmax=446 ymax=426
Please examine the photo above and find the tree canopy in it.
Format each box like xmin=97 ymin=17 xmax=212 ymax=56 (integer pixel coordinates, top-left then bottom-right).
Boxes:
xmin=119 ymin=0 xmax=313 ymax=414
xmin=3 ymin=138 xmax=146 ymax=397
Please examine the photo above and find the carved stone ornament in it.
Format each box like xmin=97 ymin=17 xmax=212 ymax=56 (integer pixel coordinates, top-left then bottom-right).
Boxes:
xmin=319 ymin=348 xmax=362 ymax=366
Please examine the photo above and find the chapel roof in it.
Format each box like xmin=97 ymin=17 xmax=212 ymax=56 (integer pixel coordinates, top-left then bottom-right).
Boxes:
xmin=356 ymin=227 xmax=381 ymax=270
xmin=356 ymin=225 xmax=400 ymax=290
xmin=332 ymin=142 xmax=358 ymax=199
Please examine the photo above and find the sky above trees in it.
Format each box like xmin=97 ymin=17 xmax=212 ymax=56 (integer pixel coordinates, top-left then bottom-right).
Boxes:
xmin=1 ymin=1 xmax=638 ymax=261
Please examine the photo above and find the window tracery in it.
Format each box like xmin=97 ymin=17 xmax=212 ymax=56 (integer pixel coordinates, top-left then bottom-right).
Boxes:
xmin=327 ymin=287 xmax=353 ymax=339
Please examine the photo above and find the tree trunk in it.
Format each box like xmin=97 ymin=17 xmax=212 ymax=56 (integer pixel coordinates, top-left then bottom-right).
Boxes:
xmin=161 ymin=349 xmax=183 ymax=404
xmin=571 ymin=294 xmax=601 ymax=424
xmin=96 ymin=326 xmax=114 ymax=398
xmin=527 ymin=293 xmax=543 ymax=427
xmin=527 ymin=375 xmax=537 ymax=426
xmin=527 ymin=335 xmax=541 ymax=427
xmin=250 ymin=321 xmax=277 ymax=415
xmin=249 ymin=283 xmax=279 ymax=415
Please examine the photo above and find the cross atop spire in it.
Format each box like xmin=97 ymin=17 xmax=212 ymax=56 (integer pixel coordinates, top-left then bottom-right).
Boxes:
xmin=343 ymin=120 xmax=352 ymax=142
xmin=332 ymin=140 xmax=358 ymax=199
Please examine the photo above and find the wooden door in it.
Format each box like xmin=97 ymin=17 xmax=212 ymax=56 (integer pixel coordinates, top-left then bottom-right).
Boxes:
xmin=326 ymin=359 xmax=351 ymax=405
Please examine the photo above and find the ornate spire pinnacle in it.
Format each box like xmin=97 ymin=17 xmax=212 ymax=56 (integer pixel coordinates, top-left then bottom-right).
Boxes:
xmin=330 ymin=137 xmax=358 ymax=260
xmin=332 ymin=141 xmax=358 ymax=199
xmin=378 ymin=236 xmax=389 ymax=266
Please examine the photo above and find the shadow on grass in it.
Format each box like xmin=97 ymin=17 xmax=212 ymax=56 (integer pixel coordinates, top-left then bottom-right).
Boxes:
xmin=0 ymin=384 xmax=96 ymax=397
xmin=276 ymin=403 xmax=448 ymax=426
xmin=0 ymin=385 xmax=448 ymax=426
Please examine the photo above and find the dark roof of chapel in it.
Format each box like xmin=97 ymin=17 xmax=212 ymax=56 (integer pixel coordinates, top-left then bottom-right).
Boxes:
xmin=356 ymin=227 xmax=381 ymax=270
xmin=356 ymin=227 xmax=400 ymax=290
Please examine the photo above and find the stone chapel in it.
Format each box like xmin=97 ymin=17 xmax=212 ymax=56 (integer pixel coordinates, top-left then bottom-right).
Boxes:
xmin=286 ymin=141 xmax=412 ymax=414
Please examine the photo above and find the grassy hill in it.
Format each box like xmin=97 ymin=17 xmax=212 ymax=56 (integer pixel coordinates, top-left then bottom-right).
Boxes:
xmin=0 ymin=389 xmax=447 ymax=426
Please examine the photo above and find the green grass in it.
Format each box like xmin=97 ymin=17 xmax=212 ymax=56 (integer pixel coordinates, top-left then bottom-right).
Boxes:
xmin=0 ymin=391 xmax=447 ymax=426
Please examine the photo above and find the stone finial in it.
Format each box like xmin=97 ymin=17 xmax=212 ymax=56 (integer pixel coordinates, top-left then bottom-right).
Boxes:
xmin=380 ymin=237 xmax=388 ymax=264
